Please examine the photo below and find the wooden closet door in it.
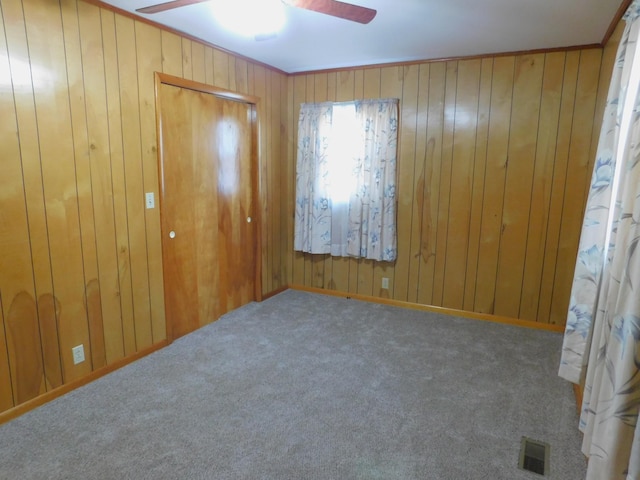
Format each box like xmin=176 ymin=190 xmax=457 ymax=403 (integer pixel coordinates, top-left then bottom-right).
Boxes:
xmin=158 ymin=81 xmax=256 ymax=341
xmin=216 ymin=98 xmax=256 ymax=315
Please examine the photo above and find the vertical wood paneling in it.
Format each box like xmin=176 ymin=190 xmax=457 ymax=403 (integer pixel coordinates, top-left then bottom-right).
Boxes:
xmin=286 ymin=45 xmax=611 ymax=327
xmin=116 ymin=15 xmax=153 ymax=351
xmin=0 ymin=0 xmax=287 ymax=416
xmin=0 ymin=46 xmax=15 ymax=402
xmin=0 ymin=13 xmax=14 ymax=404
xmin=280 ymin=73 xmax=291 ymax=287
xmin=251 ymin=63 xmax=289 ymax=299
xmin=254 ymin=65 xmax=269 ymax=293
xmin=204 ymin=46 xmax=214 ymax=86
xmin=102 ymin=10 xmax=137 ymax=357
xmin=394 ymin=65 xmax=419 ymax=302
xmin=25 ymin=0 xmax=91 ymax=382
xmin=265 ymin=68 xmax=274 ymax=293
xmin=0 ymin=0 xmax=619 ymax=418
xmin=137 ymin=22 xmax=165 ymax=343
xmin=7 ymin=293 xmax=41 ymax=403
xmin=474 ymin=56 xmax=514 ymax=314
xmin=160 ymin=31 xmax=182 ymax=77
xmin=550 ymin=49 xmax=602 ymax=325
xmin=285 ymin=75 xmax=295 ymax=288
xmin=181 ymin=38 xmax=192 ymax=80
xmin=271 ymin=70 xmax=283 ymax=289
xmin=0 ymin=292 xmax=12 ymax=410
xmin=235 ymin=58 xmax=248 ymax=94
xmin=213 ymin=49 xmax=230 ymax=89
xmin=327 ymin=71 xmax=337 ymax=101
xmin=0 ymin=0 xmax=40 ymax=405
xmin=432 ymin=61 xmax=457 ymax=306
xmin=78 ymin=2 xmax=123 ymax=364
xmin=494 ymin=54 xmax=544 ymax=318
xmin=417 ymin=62 xmax=445 ymax=306
xmin=538 ymin=52 xmax=580 ymax=323
xmin=228 ymin=55 xmax=237 ymax=91
xmin=442 ymin=59 xmax=481 ymax=309
xmin=463 ymin=58 xmax=493 ymax=312
xmin=519 ymin=52 xmax=565 ymax=321
xmin=191 ymin=41 xmax=205 ymax=84
xmin=408 ymin=63 xmax=430 ymax=304
xmin=247 ymin=62 xmax=255 ymax=95
xmin=61 ymin=0 xmax=104 ymax=371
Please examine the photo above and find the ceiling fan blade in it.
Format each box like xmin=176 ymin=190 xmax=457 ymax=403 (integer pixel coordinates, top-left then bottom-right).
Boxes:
xmin=136 ymin=0 xmax=210 ymax=14
xmin=282 ymin=0 xmax=376 ymax=24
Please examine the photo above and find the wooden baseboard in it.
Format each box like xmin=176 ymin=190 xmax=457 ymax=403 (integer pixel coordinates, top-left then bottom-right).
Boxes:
xmin=573 ymin=383 xmax=588 ymax=463
xmin=287 ymin=284 xmax=565 ymax=333
xmin=573 ymin=383 xmax=584 ymax=417
xmin=0 ymin=340 xmax=168 ymax=426
xmin=261 ymin=285 xmax=288 ymax=301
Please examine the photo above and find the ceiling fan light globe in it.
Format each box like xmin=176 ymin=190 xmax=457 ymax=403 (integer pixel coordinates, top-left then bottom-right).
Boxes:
xmin=210 ymin=0 xmax=286 ymax=37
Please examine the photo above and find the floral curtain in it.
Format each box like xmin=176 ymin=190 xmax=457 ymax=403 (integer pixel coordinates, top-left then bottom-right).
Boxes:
xmin=293 ymin=102 xmax=333 ymax=255
xmin=293 ymin=99 xmax=398 ymax=261
xmin=559 ymin=2 xmax=640 ymax=478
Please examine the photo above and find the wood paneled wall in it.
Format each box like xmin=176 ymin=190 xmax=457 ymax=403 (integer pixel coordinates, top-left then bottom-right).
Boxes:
xmin=0 ymin=0 xmax=287 ymax=414
xmin=0 ymin=0 xmax=623 ymax=417
xmin=285 ymin=40 xmax=620 ymax=326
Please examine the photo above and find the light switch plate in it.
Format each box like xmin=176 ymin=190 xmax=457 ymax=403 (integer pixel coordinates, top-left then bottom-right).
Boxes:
xmin=145 ymin=192 xmax=155 ymax=209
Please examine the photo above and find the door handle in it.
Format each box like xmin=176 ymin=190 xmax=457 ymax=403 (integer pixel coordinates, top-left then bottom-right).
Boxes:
xmin=247 ymin=217 xmax=252 ymax=223
xmin=169 ymin=231 xmax=176 ymax=239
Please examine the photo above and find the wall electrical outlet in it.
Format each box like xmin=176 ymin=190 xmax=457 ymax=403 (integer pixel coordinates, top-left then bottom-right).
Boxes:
xmin=382 ymin=277 xmax=389 ymax=289
xmin=72 ymin=344 xmax=85 ymax=365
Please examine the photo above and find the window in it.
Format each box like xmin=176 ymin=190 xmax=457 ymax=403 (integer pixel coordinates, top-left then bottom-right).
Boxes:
xmin=293 ymin=98 xmax=399 ymax=262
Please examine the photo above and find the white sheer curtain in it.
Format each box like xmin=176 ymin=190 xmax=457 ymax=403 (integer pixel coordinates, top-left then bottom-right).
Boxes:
xmin=294 ymin=98 xmax=398 ymax=261
xmin=559 ymin=2 xmax=640 ymax=478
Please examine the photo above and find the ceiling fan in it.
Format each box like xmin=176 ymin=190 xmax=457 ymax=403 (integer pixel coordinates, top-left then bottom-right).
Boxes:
xmin=135 ymin=0 xmax=377 ymax=24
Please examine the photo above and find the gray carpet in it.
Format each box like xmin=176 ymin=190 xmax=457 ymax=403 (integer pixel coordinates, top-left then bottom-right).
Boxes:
xmin=0 ymin=289 xmax=586 ymax=479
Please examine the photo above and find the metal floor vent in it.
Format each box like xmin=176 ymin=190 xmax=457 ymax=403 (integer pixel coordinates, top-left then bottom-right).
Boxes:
xmin=518 ymin=437 xmax=550 ymax=476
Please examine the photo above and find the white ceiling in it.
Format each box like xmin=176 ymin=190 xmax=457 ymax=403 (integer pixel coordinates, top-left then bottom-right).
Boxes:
xmin=97 ymin=0 xmax=625 ymax=73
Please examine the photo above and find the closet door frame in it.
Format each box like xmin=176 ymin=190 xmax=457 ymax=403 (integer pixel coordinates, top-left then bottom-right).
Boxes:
xmin=154 ymin=72 xmax=262 ymax=343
